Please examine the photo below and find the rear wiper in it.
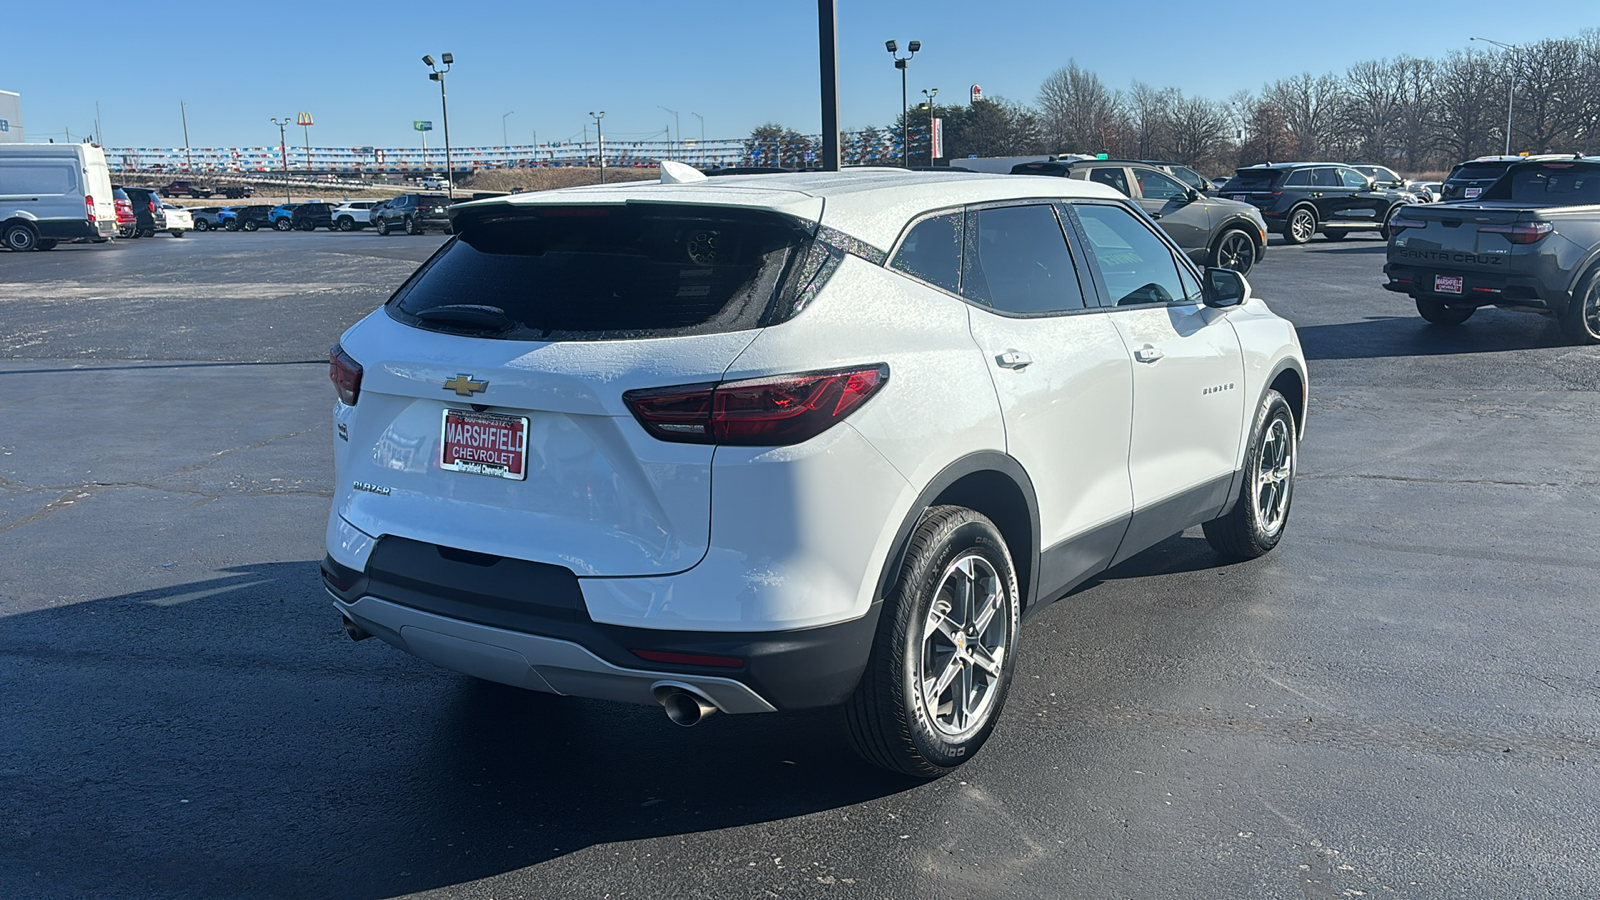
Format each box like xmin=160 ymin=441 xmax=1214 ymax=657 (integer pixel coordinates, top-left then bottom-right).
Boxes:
xmin=413 ymin=304 xmax=515 ymax=333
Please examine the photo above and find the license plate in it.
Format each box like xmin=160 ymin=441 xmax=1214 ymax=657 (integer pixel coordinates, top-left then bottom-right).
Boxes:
xmin=440 ymin=409 xmax=528 ymax=480
xmin=1434 ymin=275 xmax=1464 ymax=294
xmin=1232 ymin=194 xmax=1248 ymax=201
xmin=1464 ymin=187 xmax=1481 ymax=199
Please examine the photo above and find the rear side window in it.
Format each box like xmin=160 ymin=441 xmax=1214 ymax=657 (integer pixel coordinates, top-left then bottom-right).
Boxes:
xmin=0 ymin=164 xmax=78 ymax=195
xmin=1072 ymin=203 xmax=1185 ymax=307
xmin=388 ymin=205 xmax=812 ymax=341
xmin=890 ymin=212 xmax=962 ymax=293
xmin=1284 ymin=170 xmax=1312 ymax=187
xmin=1089 ymin=167 xmax=1130 ymax=196
xmin=1497 ymin=164 xmax=1600 ymax=204
xmin=963 ymin=204 xmax=1086 ymax=314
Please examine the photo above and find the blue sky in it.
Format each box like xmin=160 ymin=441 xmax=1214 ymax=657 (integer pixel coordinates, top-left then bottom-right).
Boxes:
xmin=4 ymin=0 xmax=1594 ymax=148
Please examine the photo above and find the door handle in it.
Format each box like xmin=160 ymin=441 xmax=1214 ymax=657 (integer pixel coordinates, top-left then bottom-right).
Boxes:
xmin=996 ymin=349 xmax=1032 ymax=370
xmin=1133 ymin=345 xmax=1164 ymax=363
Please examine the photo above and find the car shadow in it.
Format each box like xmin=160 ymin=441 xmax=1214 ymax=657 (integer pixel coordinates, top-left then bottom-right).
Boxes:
xmin=1295 ymin=311 xmax=1566 ymax=360
xmin=0 ymin=563 xmax=920 ymax=899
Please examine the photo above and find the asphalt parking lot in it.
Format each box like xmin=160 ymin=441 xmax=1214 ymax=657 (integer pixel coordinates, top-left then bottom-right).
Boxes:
xmin=2 ymin=230 xmax=1598 ymax=899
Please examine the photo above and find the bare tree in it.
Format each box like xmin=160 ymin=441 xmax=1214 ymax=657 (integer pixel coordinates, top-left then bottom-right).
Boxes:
xmin=1436 ymin=48 xmax=1503 ymax=161
xmin=1512 ymin=36 xmax=1589 ymax=152
xmin=1240 ymin=100 xmax=1293 ymax=165
xmin=1037 ymin=62 xmax=1123 ymax=153
xmin=1262 ymin=73 xmax=1343 ymax=158
xmin=1166 ymin=94 xmax=1231 ymax=168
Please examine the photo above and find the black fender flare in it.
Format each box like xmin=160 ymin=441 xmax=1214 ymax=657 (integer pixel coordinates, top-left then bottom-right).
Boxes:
xmin=872 ymin=451 xmax=1041 ymax=612
xmin=1210 ymin=216 xmax=1266 ymax=255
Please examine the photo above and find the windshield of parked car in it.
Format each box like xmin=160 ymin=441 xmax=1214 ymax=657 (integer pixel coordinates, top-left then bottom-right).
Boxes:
xmin=388 ymin=205 xmax=812 ymax=340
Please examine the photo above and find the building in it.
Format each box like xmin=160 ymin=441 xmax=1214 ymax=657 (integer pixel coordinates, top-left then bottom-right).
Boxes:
xmin=0 ymin=90 xmax=22 ymax=143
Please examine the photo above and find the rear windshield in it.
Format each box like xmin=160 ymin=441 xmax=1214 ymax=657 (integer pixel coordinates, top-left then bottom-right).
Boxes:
xmin=1448 ymin=163 xmax=1512 ymax=182
xmin=387 ymin=205 xmax=815 ymax=341
xmin=1488 ymin=164 xmax=1600 ymax=204
xmin=1227 ymin=168 xmax=1282 ymax=189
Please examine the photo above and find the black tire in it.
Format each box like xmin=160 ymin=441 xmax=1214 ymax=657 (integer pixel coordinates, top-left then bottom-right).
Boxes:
xmin=242 ymin=220 xmax=259 ymax=232
xmin=1203 ymin=389 xmax=1297 ymax=560
xmin=1210 ymin=227 xmax=1258 ymax=275
xmin=3 ymin=225 xmax=39 ymax=252
xmin=224 ymin=220 xmax=238 ymax=232
xmin=1321 ymin=229 xmax=1347 ymax=241
xmin=1560 ymin=264 xmax=1600 ymax=346
xmin=273 ymin=218 xmax=292 ymax=232
xmin=194 ymin=219 xmax=210 ymax=232
xmin=376 ymin=218 xmax=390 ymax=236
xmin=37 ymin=239 xmax=59 ymax=251
xmin=170 ymin=231 xmax=186 ymax=238
xmin=1416 ymin=298 xmax=1474 ymax=325
xmin=337 ymin=217 xmax=354 ymax=232
xmin=406 ymin=215 xmax=422 ymax=235
xmin=844 ymin=506 xmax=1021 ymax=778
xmin=1283 ymin=206 xmax=1317 ymax=245
xmin=129 ymin=229 xmax=143 ymax=239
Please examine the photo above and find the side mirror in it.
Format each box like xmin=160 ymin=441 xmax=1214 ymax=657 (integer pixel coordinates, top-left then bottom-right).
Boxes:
xmin=1203 ymin=267 xmax=1250 ymax=309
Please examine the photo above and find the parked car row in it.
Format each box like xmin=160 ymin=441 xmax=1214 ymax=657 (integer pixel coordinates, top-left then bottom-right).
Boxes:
xmin=176 ymin=195 xmax=457 ymax=236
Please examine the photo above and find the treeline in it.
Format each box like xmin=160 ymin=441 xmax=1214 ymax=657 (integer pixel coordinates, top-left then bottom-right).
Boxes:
xmin=745 ymin=28 xmax=1600 ymax=175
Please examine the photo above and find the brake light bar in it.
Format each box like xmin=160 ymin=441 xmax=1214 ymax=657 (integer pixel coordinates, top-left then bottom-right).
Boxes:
xmin=624 ymin=364 xmax=889 ymax=447
xmin=1478 ymin=221 xmax=1553 ymax=244
xmin=329 ymin=343 xmax=363 ymax=405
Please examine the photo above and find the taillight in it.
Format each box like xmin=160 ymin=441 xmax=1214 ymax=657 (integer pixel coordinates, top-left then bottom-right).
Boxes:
xmin=329 ymin=343 xmax=363 ymax=405
xmin=624 ymin=364 xmax=889 ymax=446
xmin=1387 ymin=214 xmax=1427 ymax=232
xmin=85 ymin=195 xmax=96 ymax=222
xmin=1479 ymin=222 xmax=1553 ymax=244
xmin=148 ymin=200 xmax=157 ymax=213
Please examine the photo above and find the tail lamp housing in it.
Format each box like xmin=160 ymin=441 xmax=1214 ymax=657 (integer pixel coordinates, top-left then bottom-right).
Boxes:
xmin=329 ymin=343 xmax=363 ymax=405
xmin=85 ymin=195 xmax=96 ymax=223
xmin=1478 ymin=222 xmax=1553 ymax=244
xmin=1387 ymin=214 xmax=1427 ymax=232
xmin=624 ymin=364 xmax=889 ymax=447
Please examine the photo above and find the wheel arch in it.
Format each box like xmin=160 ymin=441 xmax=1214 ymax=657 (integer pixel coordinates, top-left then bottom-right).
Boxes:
xmin=874 ymin=452 xmax=1041 ymax=613
xmin=1265 ymin=358 xmax=1308 ymax=439
xmin=1210 ymin=218 xmax=1265 ymax=256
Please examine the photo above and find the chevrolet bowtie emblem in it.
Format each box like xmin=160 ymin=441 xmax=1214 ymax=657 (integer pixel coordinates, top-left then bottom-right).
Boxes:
xmin=443 ymin=374 xmax=489 ymax=396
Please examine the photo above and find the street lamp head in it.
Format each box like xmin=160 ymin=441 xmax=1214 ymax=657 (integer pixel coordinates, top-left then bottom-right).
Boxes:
xmin=422 ymin=54 xmax=435 ymax=67
xmin=429 ymin=72 xmax=440 ymax=81
xmin=895 ymin=59 xmax=907 ymax=70
xmin=908 ymin=40 xmax=921 ymax=53
xmin=885 ymin=40 xmax=897 ymax=54
xmin=441 ymin=52 xmax=453 ymax=65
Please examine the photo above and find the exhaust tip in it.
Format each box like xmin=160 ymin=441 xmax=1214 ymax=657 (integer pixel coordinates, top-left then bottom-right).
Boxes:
xmin=652 ymin=682 xmax=718 ymax=727
xmin=342 ymin=616 xmax=372 ymax=642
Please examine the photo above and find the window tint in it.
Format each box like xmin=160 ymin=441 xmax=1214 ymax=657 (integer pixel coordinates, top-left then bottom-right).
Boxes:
xmin=962 ymin=204 xmax=1085 ymax=314
xmin=1311 ymin=168 xmax=1341 ymax=188
xmin=1500 ymin=164 xmax=1600 ymax=204
xmin=1168 ymin=166 xmax=1206 ymax=190
xmin=389 ymin=206 xmax=810 ymax=340
xmin=0 ymin=164 xmax=78 ymax=195
xmin=1136 ymin=169 xmax=1188 ymax=201
xmin=1089 ymin=167 xmax=1130 ymax=196
xmin=1284 ymin=169 xmax=1312 ymax=187
xmin=1228 ymin=169 xmax=1282 ymax=189
xmin=1338 ymin=167 xmax=1370 ymax=189
xmin=1176 ymin=258 xmax=1202 ymax=302
xmin=890 ymin=212 xmax=962 ymax=293
xmin=1071 ymin=203 xmax=1185 ymax=307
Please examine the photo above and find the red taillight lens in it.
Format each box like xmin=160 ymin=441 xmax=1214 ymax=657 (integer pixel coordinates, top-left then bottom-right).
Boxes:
xmin=1479 ymin=222 xmax=1553 ymax=244
xmin=329 ymin=343 xmax=363 ymax=405
xmin=629 ymin=649 xmax=745 ymax=669
xmin=148 ymin=200 xmax=157 ymax=213
xmin=1387 ymin=214 xmax=1427 ymax=231
xmin=85 ymin=195 xmax=96 ymax=222
xmin=625 ymin=364 xmax=889 ymax=446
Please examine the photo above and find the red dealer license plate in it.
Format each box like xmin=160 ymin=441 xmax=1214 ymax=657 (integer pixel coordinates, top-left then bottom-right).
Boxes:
xmin=440 ymin=409 xmax=529 ymax=480
xmin=1434 ymin=274 xmax=1464 ymax=294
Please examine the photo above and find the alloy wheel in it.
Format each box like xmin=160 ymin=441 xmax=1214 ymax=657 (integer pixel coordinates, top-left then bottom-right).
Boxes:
xmin=1254 ymin=416 xmax=1295 ymax=536
xmin=1289 ymin=210 xmax=1315 ymax=243
xmin=1217 ymin=232 xmax=1256 ymax=273
xmin=917 ymin=554 xmax=1012 ymax=739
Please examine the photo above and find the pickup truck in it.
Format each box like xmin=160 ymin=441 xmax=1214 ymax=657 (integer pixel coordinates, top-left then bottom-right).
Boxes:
xmin=162 ymin=180 xmax=214 ymax=199
xmin=1383 ymin=157 xmax=1600 ymax=345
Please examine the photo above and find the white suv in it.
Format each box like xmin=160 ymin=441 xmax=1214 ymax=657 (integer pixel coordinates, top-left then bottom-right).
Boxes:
xmin=323 ymin=168 xmax=1307 ymax=776
xmin=332 ymin=201 xmax=377 ymax=231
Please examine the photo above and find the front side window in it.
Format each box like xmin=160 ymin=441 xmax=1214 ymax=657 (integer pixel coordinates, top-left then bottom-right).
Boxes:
xmin=1338 ymin=167 xmax=1370 ymax=189
xmin=890 ymin=212 xmax=962 ymax=293
xmin=1071 ymin=203 xmax=1185 ymax=307
xmin=1089 ymin=167 xmax=1131 ymax=197
xmin=962 ymin=204 xmax=1085 ymax=314
xmin=1135 ymin=169 xmax=1188 ymax=201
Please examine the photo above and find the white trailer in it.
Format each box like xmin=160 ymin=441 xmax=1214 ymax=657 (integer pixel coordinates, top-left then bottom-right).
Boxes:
xmin=0 ymin=90 xmax=22 ymax=143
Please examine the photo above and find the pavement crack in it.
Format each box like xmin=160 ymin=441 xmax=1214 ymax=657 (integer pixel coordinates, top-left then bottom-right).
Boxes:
xmin=0 ymin=490 xmax=87 ymax=535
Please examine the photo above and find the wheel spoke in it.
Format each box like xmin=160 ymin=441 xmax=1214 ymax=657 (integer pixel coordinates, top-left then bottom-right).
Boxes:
xmin=955 ymin=661 xmax=974 ymax=730
xmin=928 ymin=652 xmax=962 ymax=699
xmin=926 ymin=604 xmax=962 ymax=644
xmin=973 ymin=584 xmax=1003 ymax=636
xmin=969 ymin=644 xmax=1003 ymax=678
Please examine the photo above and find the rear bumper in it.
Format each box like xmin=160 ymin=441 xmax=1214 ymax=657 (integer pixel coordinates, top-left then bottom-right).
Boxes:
xmin=1382 ymin=261 xmax=1566 ymax=310
xmin=36 ymin=220 xmax=101 ymax=240
xmin=323 ymin=550 xmax=881 ymax=711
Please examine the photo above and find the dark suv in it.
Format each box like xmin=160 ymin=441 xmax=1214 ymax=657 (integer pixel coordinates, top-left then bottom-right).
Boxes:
xmin=230 ymin=205 xmax=275 ymax=232
xmin=1439 ymin=154 xmax=1576 ymax=202
xmin=1011 ymin=159 xmax=1268 ymax=273
xmin=119 ymin=186 xmax=167 ymax=238
xmin=373 ymin=193 xmax=452 ymax=235
xmin=1222 ymin=162 xmax=1415 ymax=244
xmin=290 ymin=202 xmax=336 ymax=231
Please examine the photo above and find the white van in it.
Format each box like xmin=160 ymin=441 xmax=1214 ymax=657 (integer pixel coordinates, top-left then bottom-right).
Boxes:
xmin=0 ymin=142 xmax=117 ymax=250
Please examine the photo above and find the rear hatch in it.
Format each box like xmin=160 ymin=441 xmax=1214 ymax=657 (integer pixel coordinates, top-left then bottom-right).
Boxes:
xmin=1441 ymin=161 xmax=1512 ymax=201
xmin=1221 ymin=167 xmax=1284 ymax=207
xmin=336 ymin=200 xmax=821 ymax=576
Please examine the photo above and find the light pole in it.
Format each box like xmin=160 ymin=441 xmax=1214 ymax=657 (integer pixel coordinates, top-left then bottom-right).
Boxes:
xmin=658 ymin=105 xmax=680 ymax=160
xmin=422 ymin=53 xmax=455 ymax=198
xmin=589 ymin=111 xmax=606 ymax=184
xmin=502 ymin=110 xmax=514 ymax=148
xmin=921 ymin=87 xmax=939 ymax=166
xmin=885 ymin=39 xmax=920 ymax=167
xmin=691 ymin=112 xmax=705 ymax=166
xmin=1471 ymin=36 xmax=1517 ymax=155
xmin=270 ymin=117 xmax=291 ymax=203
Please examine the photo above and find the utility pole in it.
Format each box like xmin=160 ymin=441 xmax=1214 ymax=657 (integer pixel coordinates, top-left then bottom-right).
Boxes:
xmin=1471 ymin=37 xmax=1518 ymax=155
xmin=921 ymin=87 xmax=939 ymax=166
xmin=502 ymin=110 xmax=514 ymax=147
xmin=180 ymin=101 xmax=192 ymax=172
xmin=270 ymin=117 xmax=291 ymax=204
xmin=590 ymin=111 xmax=606 ymax=184
xmin=658 ymin=106 xmax=680 ymax=160
xmin=819 ymin=1 xmax=840 ymax=171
